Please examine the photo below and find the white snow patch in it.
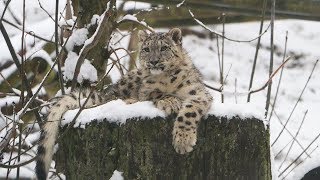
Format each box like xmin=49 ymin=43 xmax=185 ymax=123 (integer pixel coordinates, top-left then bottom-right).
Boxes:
xmin=0 ymin=64 xmax=18 ymax=84
xmin=109 ymin=170 xmax=124 ymax=180
xmin=208 ymin=102 xmax=265 ymax=120
xmin=121 ymin=14 xmax=138 ymax=21
xmin=65 ymin=28 xmax=89 ymax=51
xmin=0 ymin=152 xmax=36 ymax=178
xmin=286 ymin=155 xmax=320 ymax=179
xmin=119 ymin=14 xmax=149 ymax=28
xmin=61 ymin=100 xmax=265 ymax=128
xmin=61 ymin=100 xmax=165 ymax=127
xmin=0 ymin=96 xmax=20 ymax=107
xmin=120 ymin=1 xmax=151 ymax=11
xmin=177 ymin=0 xmax=186 ymax=7
xmin=63 ymin=51 xmax=97 ymax=83
xmin=58 ymin=16 xmax=77 ymax=27
xmin=90 ymin=14 xmax=101 ymax=26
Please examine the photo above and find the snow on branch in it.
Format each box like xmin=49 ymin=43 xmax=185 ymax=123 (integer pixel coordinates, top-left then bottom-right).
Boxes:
xmin=118 ymin=14 xmax=154 ymax=33
xmin=70 ymin=3 xmax=117 ymax=89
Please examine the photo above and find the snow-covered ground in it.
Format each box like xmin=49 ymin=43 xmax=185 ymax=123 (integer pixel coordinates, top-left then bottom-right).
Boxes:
xmin=1 ymin=0 xmax=320 ymax=179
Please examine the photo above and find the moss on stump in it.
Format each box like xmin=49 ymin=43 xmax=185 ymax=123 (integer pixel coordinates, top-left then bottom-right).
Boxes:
xmin=55 ymin=115 xmax=271 ymax=180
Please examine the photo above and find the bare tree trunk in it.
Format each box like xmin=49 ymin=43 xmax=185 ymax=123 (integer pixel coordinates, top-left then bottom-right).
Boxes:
xmin=55 ymin=115 xmax=271 ymax=179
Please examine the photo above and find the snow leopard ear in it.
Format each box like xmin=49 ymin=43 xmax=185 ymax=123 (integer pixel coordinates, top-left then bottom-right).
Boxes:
xmin=167 ymin=28 xmax=182 ymax=45
xmin=138 ymin=30 xmax=148 ymax=42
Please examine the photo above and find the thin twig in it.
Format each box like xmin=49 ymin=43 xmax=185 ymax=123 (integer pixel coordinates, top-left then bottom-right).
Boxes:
xmin=249 ymin=56 xmax=291 ymax=94
xmin=16 ymin=17 xmax=79 ymax=124
xmin=281 ymin=145 xmax=318 ymax=180
xmin=16 ymin=124 xmax=22 ymax=178
xmin=247 ymin=0 xmax=267 ymax=102
xmin=0 ymin=10 xmax=42 ymax=124
xmin=220 ymin=13 xmax=225 ymax=103
xmin=188 ymin=9 xmax=271 ymax=43
xmin=234 ymin=78 xmax=238 ymax=104
xmin=265 ymin=0 xmax=276 ymax=118
xmin=2 ymin=18 xmax=54 ymax=43
xmin=272 ymin=104 xmax=310 ymax=158
xmin=272 ymin=60 xmax=319 ymax=146
xmin=278 ymin=129 xmax=320 ymax=177
xmin=19 ymin=0 xmax=26 ymax=107
xmin=37 ymin=0 xmax=62 ymax=29
xmin=0 ymin=71 xmax=15 ymax=93
xmin=278 ymin=110 xmax=308 ymax=170
xmin=268 ymin=31 xmax=288 ymax=123
xmin=55 ymin=0 xmax=65 ymax=95
xmin=205 ymin=56 xmax=292 ymax=94
xmin=274 ymin=112 xmax=307 ymax=159
xmin=0 ymin=0 xmax=12 ymax=21
xmin=0 ymin=156 xmax=37 ymax=169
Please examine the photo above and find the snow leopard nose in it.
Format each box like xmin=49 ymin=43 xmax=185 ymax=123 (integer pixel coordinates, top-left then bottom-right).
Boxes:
xmin=150 ymin=60 xmax=158 ymax=66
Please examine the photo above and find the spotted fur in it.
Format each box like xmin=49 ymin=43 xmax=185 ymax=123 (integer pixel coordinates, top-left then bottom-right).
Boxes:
xmin=36 ymin=28 xmax=213 ymax=179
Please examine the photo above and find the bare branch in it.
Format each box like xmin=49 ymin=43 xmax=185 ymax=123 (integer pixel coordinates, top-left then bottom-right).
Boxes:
xmin=55 ymin=0 xmax=65 ymax=95
xmin=2 ymin=18 xmax=54 ymax=43
xmin=188 ymin=9 xmax=271 ymax=43
xmin=268 ymin=31 xmax=288 ymax=123
xmin=278 ymin=110 xmax=308 ymax=170
xmin=0 ymin=156 xmax=37 ymax=169
xmin=205 ymin=56 xmax=292 ymax=96
xmin=265 ymin=0 xmax=276 ymax=118
xmin=247 ymin=0 xmax=267 ymax=102
xmin=220 ymin=14 xmax=225 ymax=103
xmin=0 ymin=17 xmax=42 ymax=124
xmin=279 ymin=128 xmax=320 ymax=177
xmin=0 ymin=0 xmax=12 ymax=21
xmin=37 ymin=0 xmax=62 ymax=29
xmin=272 ymin=59 xmax=319 ymax=146
xmin=281 ymin=145 xmax=318 ymax=179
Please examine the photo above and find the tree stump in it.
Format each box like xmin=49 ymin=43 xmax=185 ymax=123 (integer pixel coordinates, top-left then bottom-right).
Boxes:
xmin=55 ymin=115 xmax=271 ymax=179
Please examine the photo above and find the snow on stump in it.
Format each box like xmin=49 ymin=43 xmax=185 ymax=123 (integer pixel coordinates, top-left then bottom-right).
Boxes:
xmin=55 ymin=101 xmax=271 ymax=179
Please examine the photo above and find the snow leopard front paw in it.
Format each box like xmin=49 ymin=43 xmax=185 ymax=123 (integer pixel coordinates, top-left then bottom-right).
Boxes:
xmin=172 ymin=123 xmax=197 ymax=154
xmin=156 ymin=96 xmax=181 ymax=115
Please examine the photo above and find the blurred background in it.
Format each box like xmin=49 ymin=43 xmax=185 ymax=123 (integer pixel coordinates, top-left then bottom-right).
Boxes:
xmin=0 ymin=0 xmax=320 ymax=179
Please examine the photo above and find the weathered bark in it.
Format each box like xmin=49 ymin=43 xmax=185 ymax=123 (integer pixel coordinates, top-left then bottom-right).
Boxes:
xmin=55 ymin=115 xmax=271 ymax=179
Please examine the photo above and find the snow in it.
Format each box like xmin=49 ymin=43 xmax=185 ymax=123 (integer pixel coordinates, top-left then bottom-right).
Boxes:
xmin=289 ymin=155 xmax=320 ymax=179
xmin=209 ymin=102 xmax=265 ymax=120
xmin=0 ymin=96 xmax=20 ymax=107
xmin=0 ymin=153 xmax=36 ymax=179
xmin=90 ymin=14 xmax=101 ymax=26
xmin=1 ymin=0 xmax=320 ymax=179
xmin=119 ymin=14 xmax=151 ymax=30
xmin=117 ymin=1 xmax=151 ymax=11
xmin=177 ymin=0 xmax=186 ymax=7
xmin=63 ymin=51 xmax=98 ymax=83
xmin=61 ymin=99 xmax=264 ymax=128
xmin=121 ymin=14 xmax=138 ymax=22
xmin=82 ymin=10 xmax=108 ymax=46
xmin=61 ymin=100 xmax=165 ymax=127
xmin=65 ymin=28 xmax=89 ymax=51
xmin=109 ymin=170 xmax=124 ymax=180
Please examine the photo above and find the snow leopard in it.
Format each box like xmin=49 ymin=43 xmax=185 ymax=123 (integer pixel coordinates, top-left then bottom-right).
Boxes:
xmin=35 ymin=28 xmax=213 ymax=179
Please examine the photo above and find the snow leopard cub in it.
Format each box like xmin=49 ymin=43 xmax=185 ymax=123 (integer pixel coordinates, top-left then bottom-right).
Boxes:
xmin=36 ymin=28 xmax=213 ymax=179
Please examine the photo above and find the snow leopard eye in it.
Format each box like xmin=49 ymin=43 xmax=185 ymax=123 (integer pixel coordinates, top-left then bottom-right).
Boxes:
xmin=160 ymin=46 xmax=168 ymax=51
xmin=142 ymin=47 xmax=150 ymax=52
